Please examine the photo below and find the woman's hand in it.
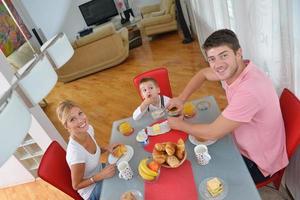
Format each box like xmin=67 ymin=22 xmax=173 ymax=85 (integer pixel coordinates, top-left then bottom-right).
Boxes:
xmin=166 ymin=97 xmax=184 ymax=112
xmin=106 ymin=143 xmax=120 ymax=154
xmin=94 ymin=164 xmax=116 ymax=181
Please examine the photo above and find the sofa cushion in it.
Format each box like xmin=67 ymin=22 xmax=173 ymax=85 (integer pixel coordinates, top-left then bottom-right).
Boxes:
xmin=141 ymin=15 xmax=173 ymax=26
xmin=74 ymin=23 xmax=116 ymax=48
xmin=151 ymin=10 xmax=165 ymax=17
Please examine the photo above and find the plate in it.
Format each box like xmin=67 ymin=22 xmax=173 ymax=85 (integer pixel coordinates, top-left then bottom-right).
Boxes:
xmin=147 ymin=121 xmax=170 ymax=136
xmin=108 ymin=145 xmax=134 ymax=165
xmin=121 ymin=190 xmax=143 ymax=200
xmin=189 ymin=135 xmax=216 ymax=146
xmin=199 ymin=177 xmax=228 ymax=200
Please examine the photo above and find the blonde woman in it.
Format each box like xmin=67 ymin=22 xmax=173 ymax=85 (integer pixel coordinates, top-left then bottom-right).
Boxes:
xmin=57 ymin=100 xmax=116 ymax=200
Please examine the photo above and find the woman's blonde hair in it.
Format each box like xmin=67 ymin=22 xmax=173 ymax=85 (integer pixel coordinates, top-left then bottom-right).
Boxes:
xmin=56 ymin=100 xmax=78 ymax=127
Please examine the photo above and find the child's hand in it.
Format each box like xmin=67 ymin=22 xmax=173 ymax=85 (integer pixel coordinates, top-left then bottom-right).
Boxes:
xmin=143 ymin=95 xmax=157 ymax=105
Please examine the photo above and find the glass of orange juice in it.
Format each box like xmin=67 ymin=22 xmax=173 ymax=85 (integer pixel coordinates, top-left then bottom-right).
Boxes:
xmin=183 ymin=102 xmax=196 ymax=118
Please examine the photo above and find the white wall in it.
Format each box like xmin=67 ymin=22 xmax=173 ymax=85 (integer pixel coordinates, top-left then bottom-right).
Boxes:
xmin=20 ymin=0 xmax=72 ymax=39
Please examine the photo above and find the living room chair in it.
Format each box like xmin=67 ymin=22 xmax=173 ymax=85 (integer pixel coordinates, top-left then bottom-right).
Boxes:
xmin=256 ymin=88 xmax=300 ymax=189
xmin=138 ymin=0 xmax=177 ymax=36
xmin=133 ymin=67 xmax=172 ymax=99
xmin=38 ymin=141 xmax=82 ymax=200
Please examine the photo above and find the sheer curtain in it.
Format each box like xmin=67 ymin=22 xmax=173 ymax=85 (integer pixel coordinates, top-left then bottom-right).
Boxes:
xmin=189 ymin=0 xmax=300 ymax=97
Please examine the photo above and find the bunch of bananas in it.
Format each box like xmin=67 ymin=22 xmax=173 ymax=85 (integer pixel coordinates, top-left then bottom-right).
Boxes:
xmin=138 ymin=158 xmax=159 ymax=181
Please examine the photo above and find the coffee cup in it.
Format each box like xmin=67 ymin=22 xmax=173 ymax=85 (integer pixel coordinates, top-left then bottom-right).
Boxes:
xmin=117 ymin=161 xmax=133 ymax=180
xmin=194 ymin=144 xmax=211 ymax=165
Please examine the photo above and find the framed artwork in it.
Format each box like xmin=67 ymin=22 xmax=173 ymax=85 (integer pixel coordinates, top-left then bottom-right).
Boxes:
xmin=0 ymin=0 xmax=31 ymax=56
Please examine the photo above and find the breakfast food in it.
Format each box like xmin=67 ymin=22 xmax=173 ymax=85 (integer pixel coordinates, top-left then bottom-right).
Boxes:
xmin=138 ymin=158 xmax=160 ymax=181
xmin=152 ymin=124 xmax=161 ymax=134
xmin=195 ymin=136 xmax=207 ymax=143
xmin=206 ymin=177 xmax=223 ymax=197
xmin=120 ymin=191 xmax=137 ymax=200
xmin=154 ymin=143 xmax=166 ymax=151
xmin=167 ymin=107 xmax=181 ymax=117
xmin=112 ymin=144 xmax=127 ymax=158
xmin=119 ymin=122 xmax=133 ymax=136
xmin=165 ymin=142 xmax=176 ymax=156
xmin=152 ymin=139 xmax=186 ymax=168
xmin=166 ymin=155 xmax=180 ymax=167
xmin=176 ymin=138 xmax=185 ymax=159
xmin=183 ymin=102 xmax=196 ymax=117
xmin=152 ymin=148 xmax=167 ymax=164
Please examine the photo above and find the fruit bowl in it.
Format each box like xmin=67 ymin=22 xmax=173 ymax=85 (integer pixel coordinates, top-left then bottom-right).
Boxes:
xmin=138 ymin=158 xmax=160 ymax=182
xmin=161 ymin=149 xmax=187 ymax=168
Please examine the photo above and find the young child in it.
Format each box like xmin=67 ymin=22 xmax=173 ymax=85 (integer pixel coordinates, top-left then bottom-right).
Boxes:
xmin=133 ymin=77 xmax=170 ymax=120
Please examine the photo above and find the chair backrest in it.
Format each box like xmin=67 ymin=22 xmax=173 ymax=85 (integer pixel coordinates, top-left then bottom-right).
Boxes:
xmin=133 ymin=67 xmax=172 ymax=99
xmin=280 ymin=88 xmax=300 ymax=159
xmin=38 ymin=141 xmax=82 ymax=200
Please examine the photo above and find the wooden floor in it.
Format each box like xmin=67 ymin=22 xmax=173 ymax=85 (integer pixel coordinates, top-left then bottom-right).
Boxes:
xmin=0 ymin=31 xmax=227 ymax=199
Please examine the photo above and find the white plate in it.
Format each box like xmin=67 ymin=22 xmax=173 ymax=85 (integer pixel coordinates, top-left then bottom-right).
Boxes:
xmin=199 ymin=177 xmax=228 ymax=200
xmin=147 ymin=121 xmax=170 ymax=136
xmin=108 ymin=145 xmax=134 ymax=165
xmin=189 ymin=135 xmax=216 ymax=146
xmin=121 ymin=190 xmax=143 ymax=200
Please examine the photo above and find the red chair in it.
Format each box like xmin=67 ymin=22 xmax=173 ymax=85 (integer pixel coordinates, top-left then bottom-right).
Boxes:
xmin=38 ymin=141 xmax=83 ymax=200
xmin=133 ymin=67 xmax=172 ymax=99
xmin=256 ymin=88 xmax=300 ymax=189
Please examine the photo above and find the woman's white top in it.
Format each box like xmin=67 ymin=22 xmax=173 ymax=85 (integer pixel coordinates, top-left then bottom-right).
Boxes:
xmin=66 ymin=125 xmax=102 ymax=200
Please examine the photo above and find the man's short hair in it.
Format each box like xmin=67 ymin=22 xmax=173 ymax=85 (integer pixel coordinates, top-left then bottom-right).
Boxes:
xmin=202 ymin=29 xmax=241 ymax=53
xmin=139 ymin=77 xmax=158 ymax=86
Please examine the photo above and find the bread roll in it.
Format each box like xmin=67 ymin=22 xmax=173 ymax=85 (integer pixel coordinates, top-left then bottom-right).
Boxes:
xmin=176 ymin=138 xmax=185 ymax=159
xmin=112 ymin=144 xmax=127 ymax=158
xmin=165 ymin=142 xmax=176 ymax=156
xmin=152 ymin=149 xmax=167 ymax=164
xmin=177 ymin=139 xmax=185 ymax=151
xmin=166 ymin=155 xmax=180 ymax=167
xmin=154 ymin=143 xmax=166 ymax=151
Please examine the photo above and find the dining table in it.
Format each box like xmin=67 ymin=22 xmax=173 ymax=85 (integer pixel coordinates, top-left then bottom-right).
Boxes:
xmin=100 ymin=96 xmax=262 ymax=200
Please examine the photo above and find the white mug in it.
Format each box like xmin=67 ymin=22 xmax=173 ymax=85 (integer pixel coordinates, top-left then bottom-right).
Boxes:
xmin=117 ymin=161 xmax=133 ymax=180
xmin=194 ymin=144 xmax=211 ymax=165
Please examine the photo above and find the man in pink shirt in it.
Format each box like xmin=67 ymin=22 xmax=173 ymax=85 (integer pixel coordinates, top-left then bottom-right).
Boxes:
xmin=167 ymin=29 xmax=288 ymax=184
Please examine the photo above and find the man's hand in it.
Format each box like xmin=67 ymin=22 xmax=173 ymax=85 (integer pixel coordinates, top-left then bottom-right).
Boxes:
xmin=167 ymin=115 xmax=185 ymax=131
xmin=166 ymin=97 xmax=185 ymax=112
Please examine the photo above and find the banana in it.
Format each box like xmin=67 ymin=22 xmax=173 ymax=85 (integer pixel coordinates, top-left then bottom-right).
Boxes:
xmin=140 ymin=159 xmax=158 ymax=177
xmin=138 ymin=163 xmax=155 ymax=181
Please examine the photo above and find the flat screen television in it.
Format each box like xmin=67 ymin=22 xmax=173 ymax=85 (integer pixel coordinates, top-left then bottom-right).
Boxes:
xmin=79 ymin=0 xmax=119 ymax=27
